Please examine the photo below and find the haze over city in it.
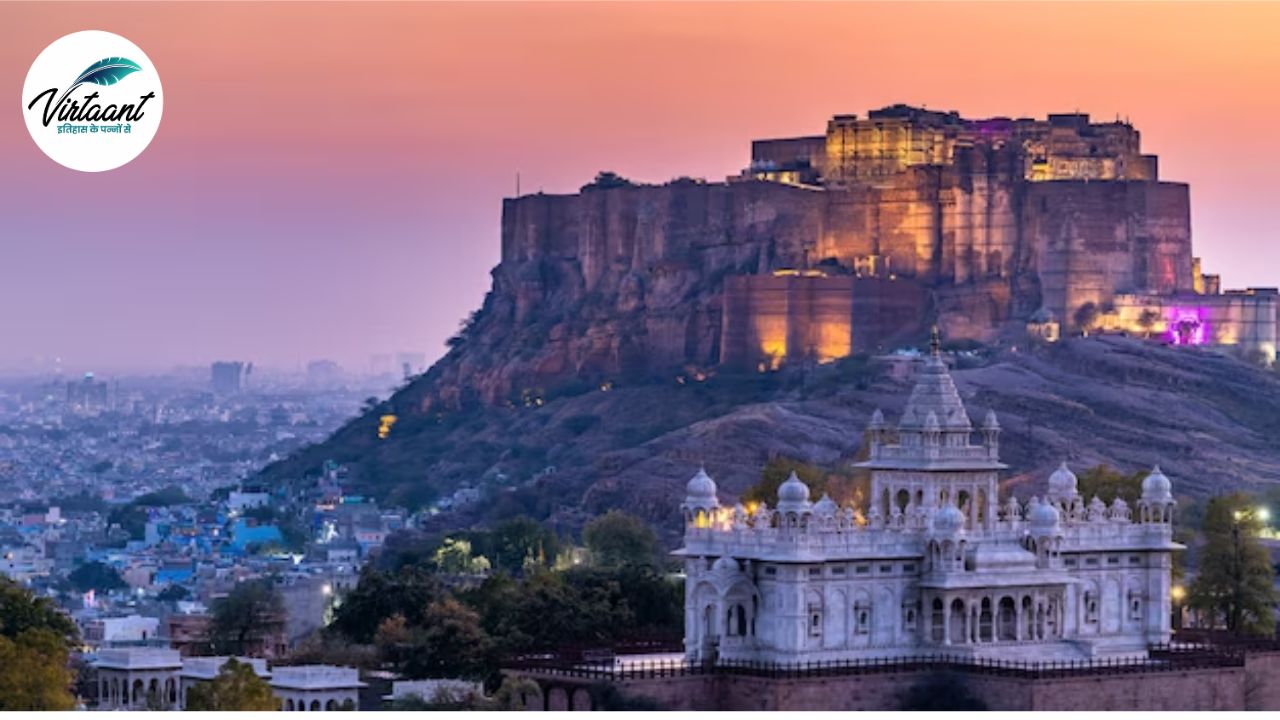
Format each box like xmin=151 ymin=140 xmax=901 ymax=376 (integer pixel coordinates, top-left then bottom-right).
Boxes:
xmin=3 ymin=1 xmax=1280 ymax=373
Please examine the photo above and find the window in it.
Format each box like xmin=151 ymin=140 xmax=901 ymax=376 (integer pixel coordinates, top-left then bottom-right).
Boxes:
xmin=902 ymin=564 xmax=916 ymax=573
xmin=809 ymin=567 xmax=821 ymax=577
xmin=764 ymin=566 xmax=776 ymax=576
xmin=855 ymin=565 xmax=870 ymax=575
xmin=854 ymin=602 xmax=871 ymax=635
xmin=1129 ymin=596 xmax=1142 ymax=622
xmin=1128 ymin=556 xmax=1142 ymax=566
xmin=879 ymin=564 xmax=893 ymax=574
xmin=1064 ymin=557 xmax=1077 ymax=567
xmin=808 ymin=604 xmax=823 ymax=637
xmin=1107 ymin=556 xmax=1120 ymax=566
xmin=1085 ymin=591 xmax=1099 ymax=624
xmin=1085 ymin=557 xmax=1099 ymax=567
xmin=832 ymin=566 xmax=846 ymax=576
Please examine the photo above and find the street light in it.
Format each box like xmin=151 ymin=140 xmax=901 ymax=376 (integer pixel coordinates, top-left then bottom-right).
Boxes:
xmin=1170 ymin=585 xmax=1186 ymax=602
xmin=1258 ymin=507 xmax=1271 ymax=522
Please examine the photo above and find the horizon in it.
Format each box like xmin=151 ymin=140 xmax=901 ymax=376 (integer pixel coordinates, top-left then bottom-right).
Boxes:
xmin=3 ymin=2 xmax=1280 ymax=373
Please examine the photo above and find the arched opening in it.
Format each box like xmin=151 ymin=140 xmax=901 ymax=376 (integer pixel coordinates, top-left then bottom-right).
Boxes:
xmin=132 ymin=679 xmax=144 ymax=706
xmin=949 ymin=599 xmax=966 ymax=645
xmin=895 ymin=489 xmax=911 ymax=514
xmin=979 ymin=597 xmax=993 ymax=642
xmin=310 ymin=700 xmax=321 ymax=711
xmin=325 ymin=699 xmax=338 ymax=710
xmin=931 ymin=598 xmax=945 ymax=643
xmin=287 ymin=699 xmax=295 ymax=711
xmin=998 ymin=596 xmax=1016 ymax=641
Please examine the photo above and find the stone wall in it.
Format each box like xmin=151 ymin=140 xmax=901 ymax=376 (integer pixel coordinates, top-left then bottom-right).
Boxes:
xmin=522 ymin=664 xmax=1254 ymax=711
xmin=719 ymin=274 xmax=926 ymax=369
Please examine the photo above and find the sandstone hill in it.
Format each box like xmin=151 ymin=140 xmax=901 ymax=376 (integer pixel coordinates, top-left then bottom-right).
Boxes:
xmin=258 ymin=335 xmax=1280 ymax=543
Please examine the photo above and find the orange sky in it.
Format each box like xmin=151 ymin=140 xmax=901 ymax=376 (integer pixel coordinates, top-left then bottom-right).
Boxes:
xmin=2 ymin=2 xmax=1279 ymax=370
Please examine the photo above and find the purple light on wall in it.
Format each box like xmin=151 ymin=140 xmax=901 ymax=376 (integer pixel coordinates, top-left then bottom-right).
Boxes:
xmin=1166 ymin=308 xmax=1208 ymax=345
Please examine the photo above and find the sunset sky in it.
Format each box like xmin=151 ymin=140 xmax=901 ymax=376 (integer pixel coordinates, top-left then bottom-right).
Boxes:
xmin=3 ymin=1 xmax=1279 ymax=373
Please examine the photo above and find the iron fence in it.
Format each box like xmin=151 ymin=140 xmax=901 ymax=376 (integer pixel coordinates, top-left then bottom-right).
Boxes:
xmin=509 ymin=644 xmax=1245 ymax=682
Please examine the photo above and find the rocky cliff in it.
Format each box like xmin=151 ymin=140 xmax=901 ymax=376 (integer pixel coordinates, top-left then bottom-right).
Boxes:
xmin=259 ymin=334 xmax=1280 ymax=542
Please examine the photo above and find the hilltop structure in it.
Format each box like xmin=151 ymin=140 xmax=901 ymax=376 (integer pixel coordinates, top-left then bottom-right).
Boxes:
xmin=438 ymin=104 xmax=1277 ymax=408
xmin=678 ymin=332 xmax=1181 ymax=662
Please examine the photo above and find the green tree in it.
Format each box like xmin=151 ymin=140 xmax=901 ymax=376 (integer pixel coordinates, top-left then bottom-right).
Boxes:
xmin=402 ymin=598 xmax=492 ymax=679
xmin=67 ymin=561 xmax=126 ymax=594
xmin=583 ymin=511 xmax=661 ymax=569
xmin=742 ymin=457 xmax=829 ymax=505
xmin=0 ymin=629 xmax=77 ymax=710
xmin=208 ymin=580 xmax=285 ymax=656
xmin=488 ymin=676 xmax=541 ymax=710
xmin=1076 ymin=465 xmax=1146 ymax=505
xmin=1189 ymin=495 xmax=1278 ymax=636
xmin=485 ymin=517 xmax=560 ymax=574
xmin=0 ymin=578 xmax=78 ymax=642
xmin=0 ymin=579 xmax=79 ymax=710
xmin=184 ymin=658 xmax=279 ymax=711
xmin=329 ymin=566 xmax=442 ymax=644
xmin=433 ymin=538 xmax=491 ymax=575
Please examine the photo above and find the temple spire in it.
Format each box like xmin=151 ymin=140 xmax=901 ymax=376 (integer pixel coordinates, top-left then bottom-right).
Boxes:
xmin=930 ymin=325 xmax=941 ymax=357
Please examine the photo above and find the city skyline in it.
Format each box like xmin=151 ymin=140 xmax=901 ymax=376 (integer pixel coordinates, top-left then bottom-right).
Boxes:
xmin=3 ymin=2 xmax=1280 ymax=372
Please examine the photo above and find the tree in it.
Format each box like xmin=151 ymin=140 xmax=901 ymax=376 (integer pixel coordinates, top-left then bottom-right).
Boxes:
xmin=741 ymin=457 xmax=866 ymax=508
xmin=1073 ymin=302 xmax=1099 ymax=334
xmin=401 ymin=599 xmax=492 ymax=679
xmin=329 ymin=566 xmax=443 ymax=644
xmin=433 ymin=538 xmax=491 ymax=575
xmin=184 ymin=658 xmax=279 ymax=711
xmin=208 ymin=580 xmax=285 ymax=656
xmin=488 ymin=676 xmax=541 ymax=710
xmin=583 ymin=511 xmax=661 ymax=569
xmin=0 ymin=578 xmax=78 ymax=642
xmin=1076 ymin=465 xmax=1146 ymax=505
xmin=1189 ymin=495 xmax=1278 ymax=636
xmin=0 ymin=629 xmax=77 ymax=710
xmin=484 ymin=517 xmax=561 ymax=574
xmin=157 ymin=585 xmax=190 ymax=603
xmin=0 ymin=579 xmax=78 ymax=710
xmin=67 ymin=561 xmax=126 ymax=594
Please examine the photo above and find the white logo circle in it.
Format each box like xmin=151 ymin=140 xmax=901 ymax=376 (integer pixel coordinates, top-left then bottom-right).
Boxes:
xmin=22 ymin=30 xmax=163 ymax=172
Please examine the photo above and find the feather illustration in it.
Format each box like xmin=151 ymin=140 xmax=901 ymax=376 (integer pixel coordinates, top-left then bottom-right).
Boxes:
xmin=53 ymin=57 xmax=144 ymax=115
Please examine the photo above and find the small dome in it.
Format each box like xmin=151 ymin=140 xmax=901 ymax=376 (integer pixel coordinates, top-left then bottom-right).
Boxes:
xmin=1142 ymin=465 xmax=1173 ymax=502
xmin=868 ymin=408 xmax=886 ymax=429
xmin=983 ymin=409 xmax=1000 ymax=430
xmin=1047 ymin=462 xmax=1078 ymax=499
xmin=932 ymin=503 xmax=966 ymax=534
xmin=711 ymin=556 xmax=739 ymax=573
xmin=685 ymin=467 xmax=718 ymax=503
xmin=1027 ymin=496 xmax=1060 ymax=530
xmin=777 ymin=472 xmax=811 ymax=505
xmin=924 ymin=411 xmax=941 ymax=432
xmin=813 ymin=494 xmax=839 ymax=516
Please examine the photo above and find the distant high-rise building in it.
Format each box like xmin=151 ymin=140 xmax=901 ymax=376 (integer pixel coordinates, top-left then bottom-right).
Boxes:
xmin=66 ymin=372 xmax=109 ymax=413
xmin=306 ymin=359 xmax=343 ymax=387
xmin=211 ymin=361 xmax=248 ymax=395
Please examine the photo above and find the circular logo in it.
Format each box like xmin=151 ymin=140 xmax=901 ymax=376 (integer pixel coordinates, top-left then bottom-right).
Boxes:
xmin=22 ymin=30 xmax=163 ymax=172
